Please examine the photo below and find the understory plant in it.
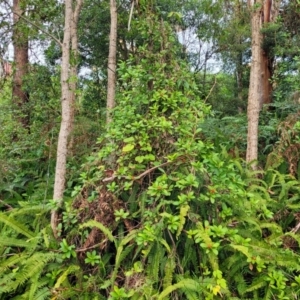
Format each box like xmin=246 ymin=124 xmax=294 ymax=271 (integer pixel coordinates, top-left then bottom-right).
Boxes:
xmin=50 ymin=7 xmax=300 ymax=300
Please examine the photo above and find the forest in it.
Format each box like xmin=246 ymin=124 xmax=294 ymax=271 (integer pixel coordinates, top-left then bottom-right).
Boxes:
xmin=0 ymin=0 xmax=300 ymax=299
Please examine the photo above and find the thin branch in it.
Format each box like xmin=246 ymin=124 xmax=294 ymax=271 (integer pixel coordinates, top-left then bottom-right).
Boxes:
xmin=2 ymin=0 xmax=62 ymax=47
xmin=17 ymin=13 xmax=62 ymax=47
xmin=102 ymin=160 xmax=181 ymax=183
xmin=76 ymin=241 xmax=105 ymax=252
xmin=204 ymin=75 xmax=217 ymax=103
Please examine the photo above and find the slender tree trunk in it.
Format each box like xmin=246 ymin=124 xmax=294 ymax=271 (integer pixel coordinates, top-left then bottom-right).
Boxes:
xmin=261 ymin=0 xmax=272 ymax=105
xmin=261 ymin=0 xmax=280 ymax=105
xmin=12 ymin=0 xmax=29 ymax=128
xmin=106 ymin=0 xmax=117 ymax=124
xmin=246 ymin=0 xmax=263 ymax=166
xmin=51 ymin=0 xmax=83 ymax=237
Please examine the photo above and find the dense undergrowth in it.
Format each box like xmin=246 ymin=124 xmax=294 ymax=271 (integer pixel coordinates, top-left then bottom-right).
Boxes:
xmin=1 ymin=8 xmax=300 ymax=300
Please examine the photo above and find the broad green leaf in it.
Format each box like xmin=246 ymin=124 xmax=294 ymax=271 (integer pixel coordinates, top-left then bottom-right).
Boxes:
xmin=122 ymin=144 xmax=134 ymax=152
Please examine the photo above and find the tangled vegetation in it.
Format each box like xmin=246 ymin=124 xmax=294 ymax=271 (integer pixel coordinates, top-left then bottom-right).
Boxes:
xmin=1 ymin=1 xmax=300 ymax=300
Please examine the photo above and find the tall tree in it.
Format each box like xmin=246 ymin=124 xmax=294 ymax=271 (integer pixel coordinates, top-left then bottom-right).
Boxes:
xmin=106 ymin=0 xmax=117 ymax=123
xmin=51 ymin=0 xmax=83 ymax=237
xmin=246 ymin=0 xmax=281 ymax=165
xmin=12 ymin=0 xmax=29 ymax=128
xmin=246 ymin=0 xmax=263 ymax=166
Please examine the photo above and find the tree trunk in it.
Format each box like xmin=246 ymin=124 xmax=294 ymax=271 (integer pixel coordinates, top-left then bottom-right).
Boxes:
xmin=106 ymin=0 xmax=117 ymax=124
xmin=12 ymin=0 xmax=29 ymax=128
xmin=51 ymin=0 xmax=83 ymax=238
xmin=246 ymin=0 xmax=263 ymax=166
xmin=261 ymin=0 xmax=280 ymax=105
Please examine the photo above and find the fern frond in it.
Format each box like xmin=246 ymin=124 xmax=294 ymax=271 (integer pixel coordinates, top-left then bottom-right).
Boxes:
xmin=279 ymin=180 xmax=300 ymax=201
xmin=233 ymin=272 xmax=247 ymax=296
xmin=176 ymin=204 xmax=190 ymax=238
xmin=183 ymin=290 xmax=200 ymax=300
xmin=158 ymin=278 xmax=206 ymax=300
xmin=238 ymin=214 xmax=262 ymax=235
xmin=33 ymin=287 xmax=51 ymax=300
xmin=0 ymin=252 xmax=26 ymax=272
xmin=0 ymin=213 xmax=35 ymax=238
xmin=158 ymin=237 xmax=171 ymax=253
xmin=244 ymin=276 xmax=267 ymax=294
xmin=181 ymin=237 xmax=197 ymax=271
xmin=111 ymin=230 xmax=138 ymax=284
xmin=1 ymin=252 xmax=57 ymax=294
xmin=0 ymin=236 xmax=36 ymax=248
xmin=10 ymin=205 xmax=49 ymax=217
xmin=80 ymin=219 xmax=116 ymax=244
xmin=163 ymin=254 xmax=175 ymax=289
xmin=223 ymin=252 xmax=249 ymax=280
xmin=54 ymin=264 xmax=80 ymax=288
xmin=28 ymin=273 xmax=44 ymax=300
xmin=230 ymin=245 xmax=250 ymax=260
xmin=249 ymin=241 xmax=300 ymax=270
xmin=0 ymin=273 xmax=15 ymax=294
xmin=260 ymin=222 xmax=283 ymax=243
xmin=147 ymin=241 xmax=165 ymax=283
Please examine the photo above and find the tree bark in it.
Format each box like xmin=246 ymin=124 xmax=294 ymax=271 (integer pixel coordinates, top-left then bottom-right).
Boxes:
xmin=261 ymin=0 xmax=280 ymax=105
xmin=12 ymin=0 xmax=29 ymax=128
xmin=246 ymin=0 xmax=263 ymax=166
xmin=51 ymin=0 xmax=83 ymax=237
xmin=106 ymin=0 xmax=117 ymax=124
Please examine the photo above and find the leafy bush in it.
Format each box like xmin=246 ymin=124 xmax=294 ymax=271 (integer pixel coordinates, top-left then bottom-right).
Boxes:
xmin=49 ymin=10 xmax=300 ymax=299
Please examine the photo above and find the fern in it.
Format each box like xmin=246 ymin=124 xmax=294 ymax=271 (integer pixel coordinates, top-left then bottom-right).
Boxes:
xmin=176 ymin=204 xmax=189 ymax=238
xmin=278 ymin=179 xmax=299 ymax=201
xmin=146 ymin=241 xmax=165 ymax=283
xmin=157 ymin=278 xmax=206 ymax=300
xmin=181 ymin=237 xmax=197 ymax=271
xmin=0 ymin=236 xmax=36 ymax=248
xmin=80 ymin=219 xmax=116 ymax=244
xmin=28 ymin=273 xmax=49 ymax=300
xmin=10 ymin=204 xmax=48 ymax=218
xmin=54 ymin=264 xmax=80 ymax=289
xmin=244 ymin=277 xmax=267 ymax=294
xmin=111 ymin=230 xmax=138 ymax=284
xmin=0 ymin=252 xmax=57 ymax=294
xmin=182 ymin=290 xmax=201 ymax=300
xmin=31 ymin=287 xmax=51 ymax=300
xmin=0 ymin=252 xmax=27 ymax=273
xmin=223 ymin=252 xmax=249 ymax=281
xmin=0 ymin=212 xmax=35 ymax=238
xmin=163 ymin=254 xmax=175 ymax=289
xmin=233 ymin=273 xmax=248 ymax=296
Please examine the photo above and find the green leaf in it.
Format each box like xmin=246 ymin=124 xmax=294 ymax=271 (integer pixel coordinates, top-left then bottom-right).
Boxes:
xmin=122 ymin=144 xmax=135 ymax=152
